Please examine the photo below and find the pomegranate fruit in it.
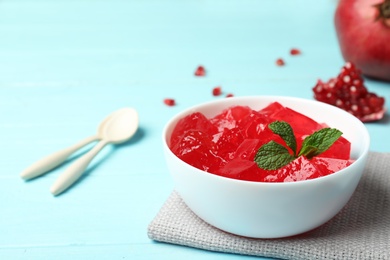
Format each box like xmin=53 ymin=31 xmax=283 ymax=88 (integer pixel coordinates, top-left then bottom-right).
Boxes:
xmin=334 ymin=0 xmax=390 ymax=81
xmin=313 ymin=62 xmax=386 ymax=122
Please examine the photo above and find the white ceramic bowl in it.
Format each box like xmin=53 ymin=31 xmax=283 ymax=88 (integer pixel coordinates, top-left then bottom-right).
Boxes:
xmin=162 ymin=96 xmax=370 ymax=238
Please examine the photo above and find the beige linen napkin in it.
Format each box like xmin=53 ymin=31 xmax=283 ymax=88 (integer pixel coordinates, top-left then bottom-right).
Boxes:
xmin=148 ymin=152 xmax=390 ymax=260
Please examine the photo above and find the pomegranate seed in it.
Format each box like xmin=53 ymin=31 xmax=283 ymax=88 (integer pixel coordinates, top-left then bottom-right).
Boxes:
xmin=290 ymin=48 xmax=301 ymax=55
xmin=164 ymin=98 xmax=175 ymax=106
xmin=345 ymin=62 xmax=354 ymax=70
xmin=353 ymin=79 xmax=363 ymax=88
xmin=362 ymin=106 xmax=371 ymax=115
xmin=194 ymin=65 xmax=206 ymax=76
xmin=343 ymin=75 xmax=351 ymax=83
xmin=335 ymin=99 xmax=344 ymax=107
xmin=276 ymin=58 xmax=285 ymax=66
xmin=312 ymin=62 xmax=385 ymax=122
xmin=226 ymin=93 xmax=234 ymax=98
xmin=212 ymin=86 xmax=222 ymax=96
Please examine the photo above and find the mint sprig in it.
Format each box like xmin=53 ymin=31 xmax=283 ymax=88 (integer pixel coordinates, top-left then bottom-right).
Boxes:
xmin=254 ymin=121 xmax=342 ymax=170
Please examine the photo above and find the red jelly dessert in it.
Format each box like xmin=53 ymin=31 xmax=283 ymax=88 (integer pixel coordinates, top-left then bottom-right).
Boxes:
xmin=169 ymin=102 xmax=353 ymax=182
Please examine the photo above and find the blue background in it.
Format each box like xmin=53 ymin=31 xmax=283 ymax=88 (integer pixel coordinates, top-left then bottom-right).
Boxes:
xmin=1 ymin=0 xmax=389 ymax=259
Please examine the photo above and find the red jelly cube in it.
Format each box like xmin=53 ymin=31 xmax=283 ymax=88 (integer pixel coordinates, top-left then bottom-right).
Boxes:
xmin=270 ymin=107 xmax=323 ymax=135
xmin=320 ymin=136 xmax=351 ymax=160
xmin=211 ymin=106 xmax=253 ymax=131
xmin=226 ymin=106 xmax=253 ymax=120
xmin=215 ymin=158 xmax=265 ymax=182
xmin=311 ymin=157 xmax=354 ymax=176
xmin=171 ymin=130 xmax=224 ymax=173
xmin=215 ymin=127 xmax=245 ymax=161
xmin=170 ymin=112 xmax=218 ymax=147
xmin=236 ymin=110 xmax=271 ymax=138
xmin=258 ymin=102 xmax=284 ymax=116
xmin=233 ymin=139 xmax=262 ymax=161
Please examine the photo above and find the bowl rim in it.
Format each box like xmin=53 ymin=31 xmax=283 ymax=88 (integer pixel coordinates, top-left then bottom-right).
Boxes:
xmin=162 ymin=95 xmax=370 ymax=186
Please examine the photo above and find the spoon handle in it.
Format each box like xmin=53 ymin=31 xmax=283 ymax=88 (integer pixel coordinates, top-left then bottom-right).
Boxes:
xmin=50 ymin=140 xmax=108 ymax=196
xmin=20 ymin=135 xmax=99 ymax=180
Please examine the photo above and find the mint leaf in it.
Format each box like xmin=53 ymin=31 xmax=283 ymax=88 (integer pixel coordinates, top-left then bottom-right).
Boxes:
xmin=254 ymin=141 xmax=296 ymax=170
xmin=298 ymin=128 xmax=342 ymax=159
xmin=268 ymin=121 xmax=297 ymax=155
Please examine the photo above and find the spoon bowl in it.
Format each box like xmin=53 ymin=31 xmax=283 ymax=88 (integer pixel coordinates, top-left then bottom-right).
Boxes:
xmin=103 ymin=107 xmax=139 ymax=144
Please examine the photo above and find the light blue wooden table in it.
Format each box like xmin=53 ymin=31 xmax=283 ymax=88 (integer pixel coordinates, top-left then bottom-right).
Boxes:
xmin=1 ymin=0 xmax=389 ymax=259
